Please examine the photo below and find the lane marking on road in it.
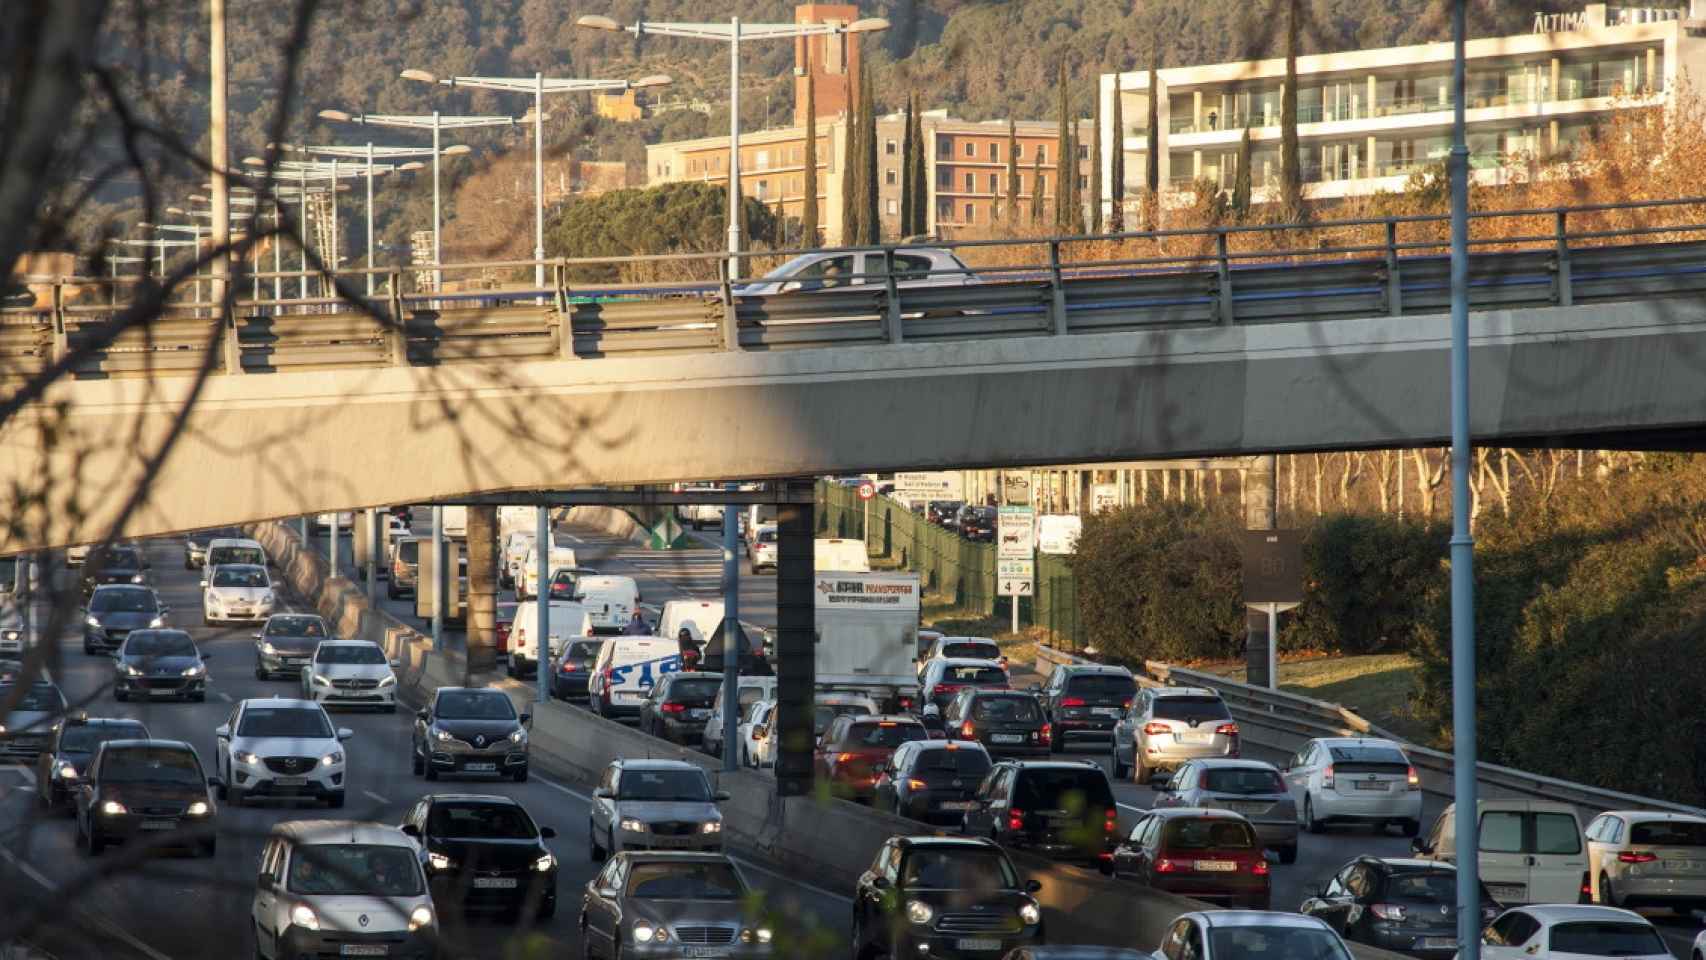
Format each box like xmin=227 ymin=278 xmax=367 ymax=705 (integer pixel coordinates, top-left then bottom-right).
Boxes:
xmin=0 ymin=844 xmax=54 ymax=888
xmin=0 ymin=845 xmax=175 ymax=960
xmin=1117 ymin=802 xmax=1146 ymax=814
xmin=363 ymin=790 xmax=389 ymax=805
xmin=217 ymin=692 xmax=233 ymax=702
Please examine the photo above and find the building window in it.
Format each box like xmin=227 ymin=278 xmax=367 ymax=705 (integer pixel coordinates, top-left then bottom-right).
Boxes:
xmin=937 ymin=136 xmax=951 ymax=158
xmin=793 ymin=175 xmax=803 ymax=195
xmin=1016 ymin=143 xmax=1025 ymax=161
xmin=886 ymin=198 xmax=898 ymax=215
xmin=937 ymin=168 xmax=951 ymax=188
xmin=756 ymin=179 xmax=768 ymax=199
xmin=964 ymin=172 xmax=974 ymax=192
xmin=1078 ymin=143 xmax=1089 ymax=160
xmin=886 ymin=138 xmax=898 ymax=156
xmin=1036 ymin=173 xmax=1046 ymax=195
xmin=756 ymin=150 xmax=770 ymax=170
xmin=989 ymin=173 xmax=999 ymax=192
xmin=989 ymin=143 xmax=999 ymax=162
xmin=964 ymin=141 xmax=975 ymax=157
xmin=964 ymin=202 xmax=975 ymax=223
xmin=885 ymin=168 xmax=897 ymax=186
xmin=938 ymin=199 xmax=953 ymax=219
xmin=1078 ymin=174 xmax=1088 ymax=189
xmin=1036 ymin=145 xmax=1046 ymax=164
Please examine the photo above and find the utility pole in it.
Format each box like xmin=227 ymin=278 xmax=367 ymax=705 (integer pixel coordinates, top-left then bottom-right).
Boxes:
xmin=209 ymin=0 xmax=232 ymax=368
xmin=1244 ymin=454 xmax=1278 ymax=687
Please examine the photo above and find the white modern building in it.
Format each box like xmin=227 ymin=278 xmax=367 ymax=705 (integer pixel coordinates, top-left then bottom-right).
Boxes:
xmin=1097 ymin=2 xmax=1706 ymax=213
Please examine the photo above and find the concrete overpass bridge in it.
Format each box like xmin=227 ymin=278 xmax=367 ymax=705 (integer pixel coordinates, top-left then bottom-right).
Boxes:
xmin=5 ymin=197 xmax=1706 ymax=553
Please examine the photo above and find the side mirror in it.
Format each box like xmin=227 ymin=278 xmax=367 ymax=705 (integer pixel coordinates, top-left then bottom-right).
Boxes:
xmin=780 ymin=280 xmax=804 ymax=293
xmin=714 ymin=791 xmax=731 ymax=802
xmin=215 ymin=724 xmax=230 ymax=738
xmin=871 ymin=875 xmax=890 ymax=890
xmin=539 ymin=826 xmax=557 ymax=840
xmin=390 ymin=659 xmax=401 ymax=668
xmin=200 ymin=651 xmax=214 ymax=660
xmin=597 ymin=886 xmax=619 ymax=899
xmin=928 ymin=730 xmax=947 ymax=741
xmin=336 ymin=728 xmax=354 ymax=741
xmin=1153 ymin=782 xmax=1173 ymax=793
xmin=400 ymin=824 xmax=420 ymax=838
xmin=257 ymin=872 xmax=274 ymax=891
xmin=593 ymin=787 xmax=613 ymax=799
xmin=519 ymin=713 xmax=532 ymax=726
xmin=1026 ymin=879 xmax=1043 ymax=893
xmin=252 ymin=633 xmax=263 ymax=640
xmin=1411 ymin=838 xmax=1431 ymax=855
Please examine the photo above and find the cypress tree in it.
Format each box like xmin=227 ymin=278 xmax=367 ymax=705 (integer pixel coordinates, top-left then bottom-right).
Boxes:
xmin=899 ymin=94 xmax=915 ymax=238
xmin=908 ymin=94 xmax=927 ymax=236
xmin=841 ymin=91 xmax=862 ymax=246
xmin=858 ymin=65 xmax=879 ymax=244
xmin=1004 ymin=120 xmax=1019 ymax=229
xmin=802 ymin=65 xmax=819 ymax=247
xmin=1055 ymin=61 xmax=1071 ymax=231
xmin=1279 ymin=0 xmax=1305 ymax=218
xmin=1029 ymin=150 xmax=1044 ymax=224
xmin=1109 ymin=83 xmax=1125 ymax=232
xmin=1231 ymin=127 xmax=1253 ymax=221
xmin=1090 ymin=91 xmax=1103 ymax=234
xmin=1145 ymin=58 xmax=1160 ymax=230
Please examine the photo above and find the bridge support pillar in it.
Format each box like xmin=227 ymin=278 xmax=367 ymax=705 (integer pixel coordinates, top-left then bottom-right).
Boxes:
xmin=773 ymin=478 xmax=816 ymax=798
xmin=466 ymin=504 xmax=498 ymax=681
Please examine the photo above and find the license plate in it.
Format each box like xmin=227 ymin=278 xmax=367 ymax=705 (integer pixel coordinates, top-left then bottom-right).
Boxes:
xmin=690 ymin=709 xmax=710 ymax=720
xmin=1354 ymin=780 xmax=1389 ymax=791
xmin=1093 ymin=707 xmax=1121 ymax=716
xmin=1194 ymin=860 xmax=1237 ymax=872
xmin=141 ymin=819 xmax=177 ymax=830
xmin=465 ymin=762 xmax=497 ymax=772
xmin=683 ymin=949 xmax=729 ymax=959
xmin=1177 ymin=731 xmax=1211 ymax=744
xmin=340 ymin=947 xmax=388 ymax=957
xmin=151 ymin=688 xmax=177 ymax=696
xmin=1422 ymin=938 xmax=1457 ymax=949
xmin=1489 ymin=884 xmax=1526 ymax=900
xmin=956 ymin=939 xmax=1003 ymax=952
xmin=1232 ymin=802 xmax=1271 ymax=814
xmin=616 ymin=690 xmax=641 ymax=701
xmin=991 ymin=734 xmax=1024 ymax=744
xmin=473 ymin=877 xmax=518 ymax=889
xmin=274 ymin=777 xmax=307 ymax=786
xmin=938 ymin=800 xmax=976 ymax=811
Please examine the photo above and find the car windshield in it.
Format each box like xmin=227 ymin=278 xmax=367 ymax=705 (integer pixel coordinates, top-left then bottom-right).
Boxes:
xmin=973 ymin=696 xmax=1042 ymax=722
xmin=61 ymin=722 xmax=147 ymax=753
xmin=238 ymin=706 xmax=332 ymax=738
xmin=100 ymin=746 xmax=203 ymax=785
xmin=208 ymin=546 xmax=264 ymax=566
xmin=97 ymin=549 xmax=142 ymax=571
xmin=427 ymin=802 xmax=538 ymax=840
xmin=1326 ymin=745 xmax=1409 ymax=765
xmin=316 ymin=644 xmax=385 ymax=665
xmin=436 ymin=691 xmax=517 ymax=720
xmin=1548 ymin=922 xmax=1667 ymax=957
xmin=618 ymin=768 xmax=711 ymax=802
xmin=565 ymin=640 xmax=604 ymax=660
xmin=1385 ymin=871 xmax=1457 ymax=903
xmin=1065 ymin=674 xmax=1137 ymax=698
xmin=814 ymin=702 xmax=874 ymax=734
xmin=667 ymin=678 xmax=724 ymax=701
xmin=289 ymin=844 xmax=423 ymax=897
xmin=124 ymin=633 xmax=196 ymax=657
xmin=1013 ymin=769 xmax=1116 ymax=809
xmin=843 ymin=721 xmax=928 ymax=748
xmin=1630 ymin=820 xmax=1706 ymax=846
xmin=941 ymin=665 xmax=1007 ymax=685
xmin=1153 ymin=695 xmax=1231 ymax=722
xmin=212 ymin=566 xmax=267 ymax=588
xmin=760 ymin=252 xmax=830 ymax=281
xmin=944 ymin=642 xmax=999 ymax=659
xmin=89 ymin=589 xmax=156 ymax=614
xmin=397 ymin=540 xmax=420 ymax=563
xmin=901 ymin=849 xmax=1020 ymax=890
xmin=1208 ymin=927 xmax=1353 ymax=960
xmin=757 ymin=529 xmax=778 ymax=544
xmin=266 ymin=616 xmax=326 ymax=638
xmin=626 ymin=862 xmax=745 ymax=900
xmin=1 ymin=683 xmax=63 ymax=713
xmin=1162 ymin=817 xmax=1258 ymax=850
xmin=1201 ymin=767 xmax=1288 ymax=795
xmin=915 ymin=747 xmax=992 ymax=776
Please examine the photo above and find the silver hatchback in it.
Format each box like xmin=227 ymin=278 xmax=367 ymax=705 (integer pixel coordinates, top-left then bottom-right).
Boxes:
xmin=1112 ymin=687 xmax=1239 ymax=784
xmin=1153 ymin=759 xmax=1299 ymax=863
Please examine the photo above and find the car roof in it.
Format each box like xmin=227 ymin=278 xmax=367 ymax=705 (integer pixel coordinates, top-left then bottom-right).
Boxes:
xmin=99 ymin=737 xmax=196 ymax=753
xmin=1004 ymin=759 xmax=1104 ymax=772
xmin=1184 ymin=758 xmax=1281 ymax=771
xmin=1197 ymin=911 xmax=1333 ymax=931
xmin=937 ymin=636 xmax=998 ymax=645
xmin=851 ymin=715 xmax=925 ymax=725
xmin=241 ymin=696 xmax=322 ymax=710
xmin=206 ymin=537 xmax=261 ymax=547
xmin=1149 ymin=806 xmax=1251 ymax=821
xmin=933 ymin=658 xmax=1005 ymax=669
xmin=1362 ymin=857 xmax=1452 ymax=871
xmin=896 ymin=835 xmax=1002 ymax=851
xmin=909 ymin=739 xmax=989 ymax=754
xmin=210 ymin=562 xmax=266 ymax=572
xmin=267 ymin=612 xmax=324 ymax=621
xmin=1312 ymin=736 xmax=1405 ymax=749
xmin=121 ymin=628 xmax=194 ymax=642
xmin=617 ymin=850 xmax=736 ymax=865
xmin=1153 ymin=685 xmax=1217 ymax=697
xmin=68 ymin=716 xmax=147 ymax=728
xmin=90 ymin=583 xmax=151 ymax=592
xmin=436 ymin=686 xmax=506 ymax=696
xmin=426 ymin=793 xmax=519 ymax=806
xmin=817 ymin=692 xmax=878 ymax=704
xmin=614 ymin=758 xmax=705 ymax=772
xmin=1441 ymin=799 xmax=1578 ymax=816
xmin=1059 ymin=664 xmax=1134 ymax=677
xmin=313 ymin=639 xmax=375 ymax=648
xmin=1598 ymin=810 xmax=1706 ymax=824
xmin=1518 ymin=905 xmax=1651 ymax=925
xmin=272 ymin=819 xmax=412 ymax=847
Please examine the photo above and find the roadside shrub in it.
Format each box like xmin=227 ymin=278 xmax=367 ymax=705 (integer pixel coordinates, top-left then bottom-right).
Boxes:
xmin=1288 ymin=514 xmax=1447 ymax=655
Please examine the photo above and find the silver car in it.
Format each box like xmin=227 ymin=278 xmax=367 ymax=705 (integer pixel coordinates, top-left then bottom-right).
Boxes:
xmin=1585 ymin=810 xmax=1706 ymax=910
xmin=1283 ymin=737 xmax=1422 ymax=836
xmin=590 ymin=759 xmax=727 ymax=859
xmin=1113 ymin=687 xmax=1239 ymax=783
xmin=0 ymin=676 xmax=65 ymax=760
xmin=580 ymin=852 xmax=771 ymax=960
xmin=1153 ymin=759 xmax=1299 ymax=863
xmin=734 ymin=247 xmax=978 ymax=297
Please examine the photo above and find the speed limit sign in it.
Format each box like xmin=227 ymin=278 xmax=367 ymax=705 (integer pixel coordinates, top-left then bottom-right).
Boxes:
xmin=857 ymin=482 xmax=876 ymax=501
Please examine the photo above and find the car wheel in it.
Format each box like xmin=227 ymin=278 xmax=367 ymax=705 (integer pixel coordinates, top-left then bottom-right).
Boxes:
xmin=1049 ymin=731 xmax=1063 ymax=753
xmin=1110 ymin=743 xmax=1130 ymax=780
xmin=424 ymin=762 xmax=439 ymax=782
xmin=229 ymin=785 xmax=245 ymax=808
xmin=1305 ymin=795 xmax=1324 ymax=834
xmin=1133 ymin=753 xmax=1150 ymax=785
xmin=412 ymin=746 xmax=424 ymax=776
xmin=1279 ymin=844 xmax=1299 ymax=865
xmin=1600 ymin=872 xmax=1618 ymax=907
xmin=83 ymin=640 xmax=95 ymax=656
xmin=513 ymin=766 xmax=529 ymax=783
xmin=325 ymin=791 xmax=344 ymax=809
xmin=200 ymin=837 xmax=217 ymax=858
xmin=114 ymin=689 xmax=127 ymax=702
xmin=191 ymin=691 xmax=206 ymax=702
xmin=254 ymin=662 xmax=268 ymax=681
xmin=1402 ymin=818 xmax=1421 ymax=838
xmin=589 ymin=821 xmax=606 ymax=862
xmin=81 ymin=819 xmax=103 ymax=856
xmin=538 ymin=896 xmax=557 ymax=921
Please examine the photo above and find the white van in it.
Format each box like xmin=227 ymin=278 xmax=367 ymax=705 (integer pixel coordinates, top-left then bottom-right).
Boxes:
xmin=518 ymin=544 xmax=577 ymax=599
xmin=588 ymin=635 xmax=682 ymax=718
xmin=573 ymin=575 xmax=640 ymax=634
xmin=253 ymin=820 xmax=435 ymax=960
xmin=203 ymin=538 xmax=266 ymax=577
xmin=1413 ymin=799 xmax=1588 ymax=905
xmin=701 ymin=676 xmax=778 ymax=759
xmin=656 ymin=599 xmax=727 ymax=648
xmin=508 ymin=600 xmax=590 ymax=677
xmin=815 ymin=537 xmax=870 ymax=573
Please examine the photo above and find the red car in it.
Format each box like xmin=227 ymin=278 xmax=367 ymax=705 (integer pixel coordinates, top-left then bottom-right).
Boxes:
xmin=814 ymin=715 xmax=929 ymax=802
xmin=1108 ymin=808 xmax=1271 ymax=908
xmin=494 ymin=600 xmax=517 ymax=659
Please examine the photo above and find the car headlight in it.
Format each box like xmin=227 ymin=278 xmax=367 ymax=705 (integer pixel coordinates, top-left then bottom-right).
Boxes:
xmin=259 ymin=593 xmax=275 ymax=606
xmin=408 ymin=906 xmax=434 ymax=932
xmin=757 ymin=928 xmax=773 ymax=944
xmin=311 ymin=674 xmax=331 ymax=686
xmin=181 ymin=664 xmax=205 ymax=677
xmin=320 ymin=751 xmax=343 ymax=767
xmin=290 ymin=904 xmax=319 ymax=930
xmin=129 ymin=574 xmax=144 ymax=584
xmin=378 ymin=674 xmax=396 ymax=687
xmin=85 ymin=616 xmax=101 ymax=628
xmin=148 ymin=617 xmax=165 ymax=628
xmin=433 ymin=727 xmax=452 ymax=742
xmin=259 ymin=641 xmax=277 ymax=656
xmin=120 ymin=663 xmax=142 ymax=677
xmin=700 ymin=821 xmax=722 ymax=834
xmin=740 ymin=927 xmax=775 ymax=944
xmin=1019 ymin=902 xmax=1041 ymax=925
xmin=427 ymin=852 xmax=451 ymax=871
xmin=234 ymin=750 xmax=260 ymax=765
xmin=509 ymin=728 xmax=526 ymax=744
xmin=619 ymin=817 xmax=649 ymax=833
xmin=632 ymin=922 xmax=667 ymax=943
xmin=186 ymin=800 xmax=210 ymax=816
xmin=906 ymin=900 xmax=934 ymax=925
xmin=100 ymin=800 xmax=127 ymax=816
xmin=54 ymin=761 xmax=77 ymax=780
xmin=533 ymin=853 xmax=556 ymax=873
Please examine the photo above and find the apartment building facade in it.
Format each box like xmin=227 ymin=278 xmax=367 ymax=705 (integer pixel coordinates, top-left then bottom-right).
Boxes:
xmin=1096 ymin=2 xmax=1706 ymax=215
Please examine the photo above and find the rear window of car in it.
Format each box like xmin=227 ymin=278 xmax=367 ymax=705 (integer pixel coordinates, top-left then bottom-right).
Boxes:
xmin=208 ymin=546 xmax=263 ymax=566
xmin=1629 ymin=820 xmax=1706 ymax=846
xmin=397 ymin=541 xmax=419 ymax=563
xmin=973 ymin=696 xmax=1041 ymax=722
xmin=844 ymin=721 xmax=928 ymax=748
xmin=1547 ymin=922 xmax=1666 ymax=957
xmin=1065 ymin=673 xmax=1136 ymax=698
xmin=1 ymin=683 xmax=64 ymax=712
xmin=1152 ymin=695 xmax=1230 ymax=722
xmin=667 ymin=678 xmax=723 ymax=701
xmin=915 ymin=747 xmax=992 ymax=776
xmin=942 ymin=665 xmax=1007 ymax=685
xmin=1161 ymin=817 xmax=1258 ymax=850
xmin=565 ymin=640 xmax=604 ymax=660
xmin=943 ymin=642 xmax=999 ymax=659
xmin=1200 ymin=767 xmax=1286 ymax=795
xmin=62 ymin=722 xmax=147 ymax=752
xmin=98 ymin=548 xmax=143 ymax=570
xmin=1014 ymin=768 xmax=1116 ymax=809
xmin=1383 ymin=870 xmax=1457 ymax=904
xmin=1327 ymin=744 xmax=1410 ymax=775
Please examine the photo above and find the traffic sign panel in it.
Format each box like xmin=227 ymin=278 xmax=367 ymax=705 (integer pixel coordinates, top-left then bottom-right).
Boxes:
xmin=997 ymin=506 xmax=1035 ymax=560
xmin=998 ymin=559 xmax=1034 ymax=579
xmin=856 ymin=482 xmax=875 ymax=501
xmin=1000 ymin=577 xmax=1034 ymax=597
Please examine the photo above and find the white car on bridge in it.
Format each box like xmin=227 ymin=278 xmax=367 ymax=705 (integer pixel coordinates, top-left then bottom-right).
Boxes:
xmin=734 ymin=247 xmax=978 ymax=296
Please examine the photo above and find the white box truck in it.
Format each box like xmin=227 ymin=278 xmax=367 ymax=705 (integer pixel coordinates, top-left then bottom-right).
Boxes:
xmin=815 ymin=571 xmax=922 ymax=711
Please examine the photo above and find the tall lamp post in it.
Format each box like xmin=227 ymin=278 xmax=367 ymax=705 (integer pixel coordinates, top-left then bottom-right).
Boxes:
xmin=399 ymin=69 xmax=671 ymax=290
xmin=241 ymin=158 xmax=357 ymax=306
xmin=103 ymin=255 xmax=145 ymax=307
xmin=318 ymin=109 xmax=507 ymax=291
xmin=273 ymin=143 xmax=437 ymax=295
xmin=168 ymin=205 xmax=252 ymax=316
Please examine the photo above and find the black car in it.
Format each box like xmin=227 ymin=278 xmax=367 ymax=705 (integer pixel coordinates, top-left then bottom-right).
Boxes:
xmin=957 ymin=506 xmax=998 ymax=542
xmin=1301 ymin=857 xmax=1502 ymax=957
xmin=82 ymin=584 xmax=167 ymax=655
xmin=37 ymin=716 xmax=150 ymax=809
xmin=412 ymin=687 xmax=531 ymax=782
xmin=252 ymin=613 xmax=331 ymax=680
xmin=1036 ymin=664 xmax=1136 ymax=752
xmin=550 ymin=638 xmax=606 ymax=702
xmin=964 ymin=760 xmax=1120 ymax=865
xmin=946 ymin=689 xmax=1052 ymax=758
xmin=0 ymin=678 xmax=66 ymax=761
xmin=853 ymin=836 xmax=1044 ymax=960
xmin=80 ymin=545 xmax=148 ymax=597
xmin=639 ymin=672 xmax=724 ymax=745
xmin=111 ymin=629 xmax=211 ymax=702
xmin=74 ymin=738 xmax=220 ymax=857
xmin=873 ymin=739 xmax=994 ymax=824
xmin=402 ymin=793 xmax=559 ymax=920
xmin=927 ymin=501 xmax=964 ymax=528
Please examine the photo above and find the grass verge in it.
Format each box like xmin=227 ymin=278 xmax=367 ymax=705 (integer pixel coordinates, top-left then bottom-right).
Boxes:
xmin=1196 ymin=653 xmax=1436 ymax=746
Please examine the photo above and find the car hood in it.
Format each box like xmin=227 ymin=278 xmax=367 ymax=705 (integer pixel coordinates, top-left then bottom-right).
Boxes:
xmin=119 ymin=654 xmax=201 ymax=673
xmin=317 ymin=663 xmax=393 ymax=681
xmin=435 ymin=718 xmax=522 ymax=741
xmin=94 ymin=611 xmax=157 ymax=630
xmin=625 ymin=898 xmax=757 ymax=929
xmin=263 ymin=636 xmax=321 ymax=655
xmin=103 ymin=780 xmax=208 ymax=808
xmin=1 ymin=708 xmax=57 ymax=735
xmin=303 ymin=894 xmax=428 ymax=934
xmin=430 ymin=837 xmax=547 ymax=872
xmin=208 ymin=586 xmax=269 ymax=600
xmin=617 ymin=800 xmax=721 ymax=823
xmin=904 ymin=888 xmax=1034 ymax=918
xmin=230 ymin=735 xmax=338 ymax=756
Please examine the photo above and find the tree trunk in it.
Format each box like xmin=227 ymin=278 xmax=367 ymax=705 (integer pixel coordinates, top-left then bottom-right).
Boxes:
xmin=1312 ymin=452 xmax=1324 ymax=513
xmin=465 ymin=505 xmax=498 ymax=680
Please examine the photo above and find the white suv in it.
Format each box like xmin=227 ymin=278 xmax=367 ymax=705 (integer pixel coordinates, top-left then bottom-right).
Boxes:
xmin=202 ymin=563 xmax=277 ymax=625
xmin=300 ymin=640 xmax=398 ymax=711
xmin=252 ymin=820 xmax=435 ymax=960
xmin=215 ymin=698 xmax=352 ymax=808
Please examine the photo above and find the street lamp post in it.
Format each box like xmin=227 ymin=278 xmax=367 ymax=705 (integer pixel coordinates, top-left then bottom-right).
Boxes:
xmin=399 ymin=69 xmax=670 ymax=290
xmin=319 ymin=109 xmax=503 ymax=291
xmin=242 ymin=158 xmax=360 ymax=308
xmin=273 ymin=143 xmax=441 ymax=296
xmin=104 ymin=255 xmax=144 ymax=307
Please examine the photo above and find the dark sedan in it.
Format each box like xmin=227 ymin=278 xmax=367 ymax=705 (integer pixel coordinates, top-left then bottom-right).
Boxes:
xmin=80 ymin=545 xmax=148 ymax=597
xmin=854 ymin=836 xmax=1044 ymax=960
xmin=874 ymin=739 xmax=993 ymax=825
xmin=252 ymin=613 xmax=330 ymax=680
xmin=412 ymin=687 xmax=531 ymax=782
xmin=550 ymin=638 xmax=605 ymax=702
xmin=74 ymin=738 xmax=220 ymax=857
xmin=111 ymin=629 xmax=211 ymax=702
xmin=82 ymin=585 xmax=167 ymax=655
xmin=1301 ymin=857 xmax=1502 ymax=957
xmin=37 ymin=716 xmax=149 ymax=809
xmin=581 ymin=852 xmax=772 ymax=960
xmin=404 ymin=793 xmax=559 ymax=920
xmin=639 ymin=672 xmax=724 ymax=746
xmin=946 ymin=689 xmax=1052 ymax=757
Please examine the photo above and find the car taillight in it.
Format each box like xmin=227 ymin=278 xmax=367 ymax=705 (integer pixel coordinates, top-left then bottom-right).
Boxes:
xmin=1104 ymin=808 xmax=1118 ymax=833
xmin=1369 ymin=903 xmax=1405 ymax=920
xmin=1407 ymin=765 xmax=1421 ymax=790
xmin=1143 ymin=722 xmax=1171 ymax=736
xmin=837 ymin=752 xmax=856 ymax=764
xmin=1007 ymin=809 xmax=1026 ymax=832
xmin=1252 ymin=858 xmax=1271 ymax=876
xmin=661 ymin=702 xmax=686 ymax=714
xmin=558 ymin=661 xmax=579 ymax=674
xmin=1155 ymin=857 xmax=1179 ymax=873
xmin=961 ymin=722 xmax=975 ymax=739
xmin=600 ymin=667 xmax=613 ymax=699
xmin=1322 ymin=764 xmax=1335 ymax=788
xmin=1215 ymin=723 xmax=1239 ymax=737
xmin=1039 ymin=722 xmax=1052 ymax=745
xmin=898 ymin=697 xmax=914 ymax=711
xmin=907 ymin=778 xmax=928 ymax=791
xmin=1618 ymin=851 xmax=1658 ymax=863
xmin=1060 ymin=697 xmax=1086 ymax=708
xmin=1122 ymin=699 xmax=1133 ymax=710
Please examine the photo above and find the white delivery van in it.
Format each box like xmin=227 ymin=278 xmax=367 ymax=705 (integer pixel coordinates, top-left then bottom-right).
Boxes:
xmin=519 ymin=544 xmax=578 ymax=599
xmin=574 ymin=575 xmax=640 ymax=634
xmin=1413 ymin=799 xmax=1588 ymax=905
xmin=815 ymin=538 xmax=870 ymax=573
xmin=203 ymin=538 xmax=266 ymax=578
xmin=497 ymin=505 xmax=539 ymax=539
xmin=815 ymin=571 xmax=922 ymax=711
xmin=657 ymin=599 xmax=727 ymax=648
xmin=1035 ymin=515 xmax=1083 ymax=555
xmin=588 ymin=635 xmax=682 ymax=718
xmin=507 ymin=600 xmax=590 ymax=677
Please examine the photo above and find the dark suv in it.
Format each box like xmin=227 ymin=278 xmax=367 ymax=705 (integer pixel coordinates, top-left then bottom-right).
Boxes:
xmin=638 ymin=671 xmax=724 ymax=745
xmin=944 ymin=689 xmax=1051 ymax=757
xmin=963 ymin=760 xmax=1120 ymax=865
xmin=874 ymin=740 xmax=994 ymax=824
xmin=74 ymin=738 xmax=220 ymax=857
xmin=37 ymin=716 xmax=149 ymax=809
xmin=853 ymin=836 xmax=1044 ymax=960
xmin=957 ymin=506 xmax=997 ymax=542
xmin=81 ymin=545 xmax=148 ymax=597
xmin=1301 ymin=857 xmax=1502 ymax=957
xmin=1037 ymin=664 xmax=1136 ymax=752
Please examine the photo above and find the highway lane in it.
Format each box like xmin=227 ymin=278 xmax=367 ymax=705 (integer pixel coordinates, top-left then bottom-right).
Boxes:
xmin=0 ymin=535 xmax=842 ymax=960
